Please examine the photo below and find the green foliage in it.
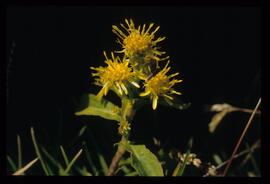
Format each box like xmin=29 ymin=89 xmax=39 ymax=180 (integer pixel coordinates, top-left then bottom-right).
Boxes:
xmin=6 ymin=19 xmax=260 ymax=177
xmin=127 ymin=145 xmax=164 ymax=176
xmin=75 ymin=94 xmax=121 ymax=122
xmin=31 ymin=127 xmax=50 ymax=175
xmin=172 ymin=138 xmax=193 ymax=176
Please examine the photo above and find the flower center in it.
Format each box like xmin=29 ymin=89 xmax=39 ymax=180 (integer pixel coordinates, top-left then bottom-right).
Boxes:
xmin=100 ymin=61 xmax=132 ymax=84
xmin=124 ymin=31 xmax=152 ymax=56
xmin=146 ymin=74 xmax=170 ymax=95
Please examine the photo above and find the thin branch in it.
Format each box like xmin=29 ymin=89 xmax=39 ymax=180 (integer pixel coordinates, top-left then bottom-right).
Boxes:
xmin=222 ymin=98 xmax=261 ymax=176
xmin=235 ymin=107 xmax=261 ymax=115
xmin=203 ymin=140 xmax=260 ymax=177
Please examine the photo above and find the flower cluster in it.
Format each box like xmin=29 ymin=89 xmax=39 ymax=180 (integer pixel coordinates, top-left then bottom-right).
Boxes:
xmin=91 ymin=51 xmax=140 ymax=100
xmin=91 ymin=18 xmax=183 ymax=110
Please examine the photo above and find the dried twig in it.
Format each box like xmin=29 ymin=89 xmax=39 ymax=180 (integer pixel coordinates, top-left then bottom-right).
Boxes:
xmin=203 ymin=139 xmax=260 ymax=177
xmin=222 ymin=98 xmax=261 ymax=176
xmin=13 ymin=158 xmax=38 ymax=175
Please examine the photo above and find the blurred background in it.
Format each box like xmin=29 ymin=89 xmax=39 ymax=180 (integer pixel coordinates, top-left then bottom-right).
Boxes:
xmin=6 ymin=6 xmax=261 ymax=175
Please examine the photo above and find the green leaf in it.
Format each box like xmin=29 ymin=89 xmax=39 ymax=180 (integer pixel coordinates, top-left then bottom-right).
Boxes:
xmin=75 ymin=94 xmax=121 ymax=122
xmin=127 ymin=145 xmax=164 ymax=176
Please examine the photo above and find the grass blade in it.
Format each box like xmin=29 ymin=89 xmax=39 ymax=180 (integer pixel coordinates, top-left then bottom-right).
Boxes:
xmin=7 ymin=155 xmax=17 ymax=172
xmin=64 ymin=149 xmax=83 ymax=173
xmin=78 ymin=126 xmax=87 ymax=137
xmin=82 ymin=141 xmax=99 ymax=176
xmin=178 ymin=151 xmax=191 ymax=176
xmin=60 ymin=145 xmax=69 ymax=167
xmin=30 ymin=127 xmax=50 ymax=175
xmin=17 ymin=134 xmax=22 ymax=169
xmin=89 ymin=131 xmax=108 ymax=175
xmin=172 ymin=138 xmax=193 ymax=176
xmin=97 ymin=152 xmax=108 ymax=175
xmin=245 ymin=143 xmax=260 ymax=176
xmin=13 ymin=158 xmax=38 ymax=175
xmin=75 ymin=166 xmax=92 ymax=176
xmin=41 ymin=147 xmax=61 ymax=168
xmin=172 ymin=162 xmax=181 ymax=176
xmin=45 ymin=162 xmax=54 ymax=175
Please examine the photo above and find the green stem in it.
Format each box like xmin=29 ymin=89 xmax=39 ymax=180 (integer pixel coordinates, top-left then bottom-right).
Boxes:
xmin=107 ymin=137 xmax=128 ymax=176
xmin=107 ymin=97 xmax=134 ymax=176
xmin=17 ymin=134 xmax=22 ymax=169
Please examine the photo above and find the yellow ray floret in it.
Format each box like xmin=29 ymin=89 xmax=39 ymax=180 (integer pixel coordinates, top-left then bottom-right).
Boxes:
xmin=91 ymin=51 xmax=140 ymax=100
xmin=140 ymin=61 xmax=183 ymax=110
xmin=112 ymin=19 xmax=167 ymax=63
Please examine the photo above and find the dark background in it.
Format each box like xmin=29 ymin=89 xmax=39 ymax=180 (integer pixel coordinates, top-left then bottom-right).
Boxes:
xmin=6 ymin=6 xmax=261 ymax=169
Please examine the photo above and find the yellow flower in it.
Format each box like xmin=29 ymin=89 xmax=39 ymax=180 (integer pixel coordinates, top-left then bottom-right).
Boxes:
xmin=112 ymin=19 xmax=168 ymax=65
xmin=91 ymin=51 xmax=140 ymax=100
xmin=140 ymin=61 xmax=183 ymax=110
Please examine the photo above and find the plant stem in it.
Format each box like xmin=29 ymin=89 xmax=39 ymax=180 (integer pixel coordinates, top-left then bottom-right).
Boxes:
xmin=222 ymin=98 xmax=261 ymax=176
xmin=107 ymin=97 xmax=134 ymax=176
xmin=107 ymin=136 xmax=128 ymax=176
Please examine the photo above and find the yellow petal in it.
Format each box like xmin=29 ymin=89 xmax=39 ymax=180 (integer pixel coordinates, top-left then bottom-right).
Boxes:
xmin=145 ymin=23 xmax=154 ymax=34
xmin=152 ymin=95 xmax=159 ymax=110
xmin=171 ymin=90 xmax=182 ymax=95
xmin=103 ymin=51 xmax=109 ymax=60
xmin=140 ymin=90 xmax=151 ymax=97
xmin=150 ymin=26 xmax=160 ymax=36
xmin=163 ymin=94 xmax=173 ymax=100
xmin=115 ymin=82 xmax=123 ymax=95
xmin=131 ymin=81 xmax=140 ymax=88
xmin=120 ymin=83 xmax=128 ymax=95
xmin=168 ymin=72 xmax=179 ymax=78
xmin=112 ymin=25 xmax=127 ymax=39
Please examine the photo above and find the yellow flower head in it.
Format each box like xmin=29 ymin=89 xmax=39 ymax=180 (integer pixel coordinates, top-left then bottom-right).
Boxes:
xmin=140 ymin=61 xmax=183 ymax=110
xmin=91 ymin=51 xmax=140 ymax=99
xmin=112 ymin=19 xmax=167 ymax=65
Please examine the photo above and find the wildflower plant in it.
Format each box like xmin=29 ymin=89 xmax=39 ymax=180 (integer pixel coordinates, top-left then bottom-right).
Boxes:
xmin=75 ymin=19 xmax=191 ymax=176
